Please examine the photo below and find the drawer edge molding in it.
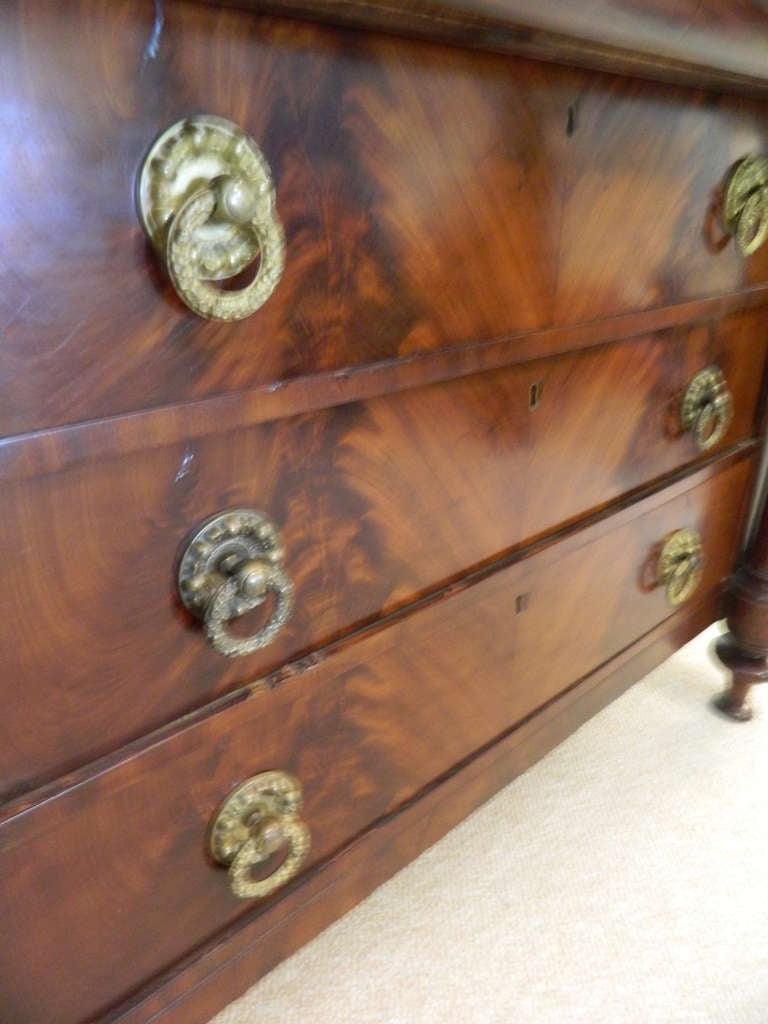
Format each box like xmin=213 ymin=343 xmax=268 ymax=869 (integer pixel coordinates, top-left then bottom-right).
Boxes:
xmin=203 ymin=2 xmax=768 ymax=99
xmin=0 ymin=444 xmax=754 ymax=829
xmin=1 ymin=292 xmax=768 ymax=486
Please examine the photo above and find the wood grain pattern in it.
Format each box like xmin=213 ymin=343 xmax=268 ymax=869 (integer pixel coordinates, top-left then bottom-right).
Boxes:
xmin=1 ymin=294 xmax=767 ymax=488
xmin=2 ymin=1 xmax=768 ymax=437
xmin=0 ymin=1 xmax=559 ymax=436
xmin=2 ymin=6 xmax=767 ymax=1023
xmin=555 ymin=83 xmax=768 ymax=323
xmin=208 ymin=0 xmax=768 ymax=96
xmin=0 ymin=323 xmax=763 ymax=802
xmin=108 ymin=593 xmax=722 ymax=1024
xmin=0 ymin=456 xmax=750 ymax=1024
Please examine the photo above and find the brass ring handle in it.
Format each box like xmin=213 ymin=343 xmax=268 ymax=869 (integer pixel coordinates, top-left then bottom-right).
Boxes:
xmin=735 ymin=188 xmax=768 ymax=257
xmin=136 ymin=115 xmax=285 ymax=321
xmin=209 ymin=772 xmax=311 ymax=901
xmin=665 ymin=553 xmax=701 ymax=607
xmin=178 ymin=509 xmax=294 ymax=658
xmin=229 ymin=818 xmax=310 ymax=900
xmin=204 ymin=561 xmax=294 ymax=658
xmin=680 ymin=366 xmax=733 ymax=453
xmin=657 ymin=529 xmax=703 ymax=607
xmin=166 ymin=179 xmax=285 ymax=321
xmin=723 ymin=156 xmax=768 ymax=256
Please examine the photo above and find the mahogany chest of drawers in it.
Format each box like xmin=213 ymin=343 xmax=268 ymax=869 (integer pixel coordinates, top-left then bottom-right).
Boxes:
xmin=3 ymin=3 xmax=768 ymax=1022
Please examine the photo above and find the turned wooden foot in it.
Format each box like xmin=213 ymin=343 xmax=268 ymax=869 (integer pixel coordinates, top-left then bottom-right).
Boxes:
xmin=713 ymin=632 xmax=768 ymax=722
xmin=713 ymin=496 xmax=768 ymax=721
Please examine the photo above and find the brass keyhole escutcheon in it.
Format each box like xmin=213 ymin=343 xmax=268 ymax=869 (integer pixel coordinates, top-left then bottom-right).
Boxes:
xmin=209 ymin=772 xmax=311 ymax=900
xmin=178 ymin=509 xmax=293 ymax=658
xmin=722 ymin=156 xmax=768 ymax=257
xmin=680 ymin=366 xmax=733 ymax=453
xmin=136 ymin=115 xmax=284 ymax=320
xmin=657 ymin=529 xmax=703 ymax=608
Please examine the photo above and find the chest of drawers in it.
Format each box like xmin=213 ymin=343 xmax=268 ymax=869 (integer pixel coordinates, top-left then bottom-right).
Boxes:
xmin=3 ymin=3 xmax=768 ymax=1022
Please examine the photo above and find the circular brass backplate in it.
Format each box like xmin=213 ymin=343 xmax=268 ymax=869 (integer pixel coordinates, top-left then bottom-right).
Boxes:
xmin=208 ymin=771 xmax=305 ymax=862
xmin=177 ymin=509 xmax=284 ymax=621
xmin=136 ymin=115 xmax=269 ymax=280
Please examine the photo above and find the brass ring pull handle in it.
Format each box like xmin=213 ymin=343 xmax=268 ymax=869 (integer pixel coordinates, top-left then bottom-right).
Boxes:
xmin=204 ymin=561 xmax=293 ymax=658
xmin=136 ymin=115 xmax=285 ymax=320
xmin=178 ymin=509 xmax=294 ymax=658
xmin=722 ymin=156 xmax=768 ymax=256
xmin=680 ymin=366 xmax=734 ymax=452
xmin=657 ymin=528 xmax=703 ymax=608
xmin=209 ymin=772 xmax=311 ymax=900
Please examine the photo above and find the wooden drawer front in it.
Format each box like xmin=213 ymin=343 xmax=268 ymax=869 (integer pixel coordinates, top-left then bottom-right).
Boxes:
xmin=1 ymin=318 xmax=764 ymax=800
xmin=0 ymin=454 xmax=751 ymax=1024
xmin=3 ymin=3 xmax=768 ymax=437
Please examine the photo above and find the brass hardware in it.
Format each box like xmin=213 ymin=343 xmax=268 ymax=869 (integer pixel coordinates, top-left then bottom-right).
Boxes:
xmin=209 ymin=772 xmax=311 ymax=900
xmin=178 ymin=509 xmax=293 ymax=658
xmin=136 ymin=115 xmax=284 ymax=320
xmin=657 ymin=529 xmax=703 ymax=608
xmin=723 ymin=156 xmax=768 ymax=256
xmin=680 ymin=366 xmax=733 ymax=452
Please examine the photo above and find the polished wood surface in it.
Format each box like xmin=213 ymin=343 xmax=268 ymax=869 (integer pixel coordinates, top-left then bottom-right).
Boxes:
xmin=0 ymin=455 xmax=750 ymax=1024
xmin=1 ymin=294 xmax=767 ymax=487
xmin=1 ymin=322 xmax=763 ymax=802
xmin=2 ymin=1 xmax=768 ymax=437
xmin=3 ymin=4 xmax=768 ymax=1023
xmin=111 ymin=594 xmax=721 ymax=1024
xmin=212 ymin=0 xmax=768 ymax=95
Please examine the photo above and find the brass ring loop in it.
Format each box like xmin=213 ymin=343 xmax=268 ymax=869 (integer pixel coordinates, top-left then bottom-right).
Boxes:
xmin=229 ymin=817 xmax=311 ymax=900
xmin=166 ymin=184 xmax=285 ymax=321
xmin=204 ymin=567 xmax=294 ymax=658
xmin=692 ymin=399 xmax=728 ymax=452
xmin=735 ymin=187 xmax=768 ymax=257
xmin=665 ymin=554 xmax=701 ymax=607
xmin=680 ymin=367 xmax=733 ymax=453
xmin=137 ymin=116 xmax=286 ymax=321
xmin=209 ymin=771 xmax=311 ymax=901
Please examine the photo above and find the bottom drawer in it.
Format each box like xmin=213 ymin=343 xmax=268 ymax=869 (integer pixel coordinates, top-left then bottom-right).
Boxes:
xmin=0 ymin=453 xmax=752 ymax=1024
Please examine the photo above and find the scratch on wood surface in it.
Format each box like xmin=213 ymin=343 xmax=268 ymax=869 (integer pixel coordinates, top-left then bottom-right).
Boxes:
xmin=173 ymin=443 xmax=196 ymax=483
xmin=141 ymin=0 xmax=164 ymax=71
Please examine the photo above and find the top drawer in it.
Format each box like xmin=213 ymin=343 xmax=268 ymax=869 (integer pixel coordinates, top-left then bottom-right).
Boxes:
xmin=3 ymin=1 xmax=768 ymax=436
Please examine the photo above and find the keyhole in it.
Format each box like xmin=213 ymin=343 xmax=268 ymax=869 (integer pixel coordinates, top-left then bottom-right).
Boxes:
xmin=515 ymin=593 xmax=531 ymax=614
xmin=529 ymin=381 xmax=543 ymax=410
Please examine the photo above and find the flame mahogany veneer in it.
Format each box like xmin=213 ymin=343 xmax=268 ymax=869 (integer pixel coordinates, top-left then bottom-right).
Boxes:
xmin=1 ymin=2 xmax=768 ymax=1023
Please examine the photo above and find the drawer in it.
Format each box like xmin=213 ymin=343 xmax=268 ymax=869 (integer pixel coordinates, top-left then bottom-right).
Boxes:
xmin=0 ymin=453 xmax=753 ymax=1024
xmin=3 ymin=2 xmax=768 ymax=436
xmin=1 ymin=318 xmax=764 ymax=799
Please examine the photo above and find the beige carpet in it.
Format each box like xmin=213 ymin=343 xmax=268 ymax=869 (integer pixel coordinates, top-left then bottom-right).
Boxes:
xmin=210 ymin=623 xmax=768 ymax=1024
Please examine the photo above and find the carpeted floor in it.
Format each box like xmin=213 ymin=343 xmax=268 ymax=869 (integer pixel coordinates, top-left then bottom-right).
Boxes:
xmin=210 ymin=623 xmax=768 ymax=1024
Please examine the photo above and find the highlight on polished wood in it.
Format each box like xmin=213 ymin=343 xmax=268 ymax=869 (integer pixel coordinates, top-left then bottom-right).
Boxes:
xmin=1 ymin=1 xmax=768 ymax=437
xmin=2 ymin=2 xmax=768 ymax=1023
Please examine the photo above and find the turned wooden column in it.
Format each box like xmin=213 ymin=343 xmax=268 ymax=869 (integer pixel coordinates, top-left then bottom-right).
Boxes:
xmin=715 ymin=482 xmax=768 ymax=720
